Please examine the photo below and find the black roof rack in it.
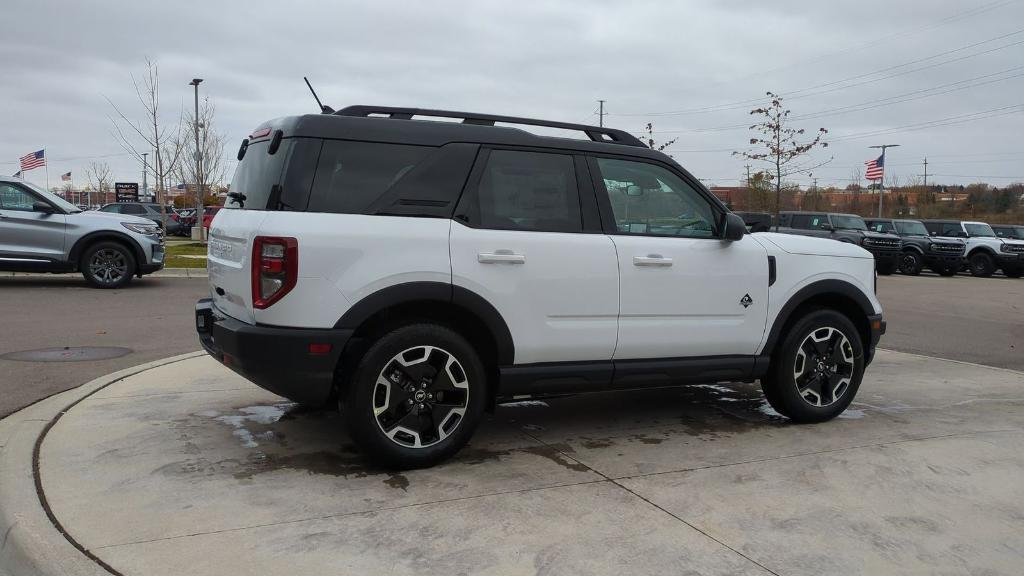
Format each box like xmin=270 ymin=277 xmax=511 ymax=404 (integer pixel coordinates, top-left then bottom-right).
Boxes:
xmin=335 ymin=105 xmax=646 ymax=148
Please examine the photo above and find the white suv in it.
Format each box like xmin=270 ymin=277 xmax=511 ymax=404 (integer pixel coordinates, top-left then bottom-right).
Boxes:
xmin=196 ymin=106 xmax=885 ymax=468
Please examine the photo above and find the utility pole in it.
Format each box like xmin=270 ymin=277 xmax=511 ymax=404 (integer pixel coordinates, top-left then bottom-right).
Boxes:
xmin=869 ymin=144 xmax=900 ymax=217
xmin=922 ymin=157 xmax=928 ymax=189
xmin=189 ymin=78 xmax=204 ymax=239
xmin=598 ymin=100 xmax=605 ymax=127
xmin=142 ymin=152 xmax=149 ymax=201
xmin=812 ymin=177 xmax=819 ymax=211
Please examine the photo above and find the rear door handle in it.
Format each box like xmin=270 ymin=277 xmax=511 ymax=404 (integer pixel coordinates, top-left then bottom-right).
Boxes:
xmin=478 ymin=250 xmax=525 ymax=264
xmin=633 ymin=254 xmax=673 ymax=267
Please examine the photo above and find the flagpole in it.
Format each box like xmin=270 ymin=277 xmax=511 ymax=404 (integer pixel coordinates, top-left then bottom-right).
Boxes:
xmin=869 ymin=144 xmax=900 ymax=218
xmin=44 ymin=149 xmax=49 ymax=192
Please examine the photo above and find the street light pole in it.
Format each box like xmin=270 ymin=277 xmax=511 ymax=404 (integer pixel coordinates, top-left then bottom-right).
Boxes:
xmin=142 ymin=152 xmax=148 ymax=200
xmin=189 ymin=78 xmax=203 ymax=239
xmin=869 ymin=144 xmax=900 ymax=217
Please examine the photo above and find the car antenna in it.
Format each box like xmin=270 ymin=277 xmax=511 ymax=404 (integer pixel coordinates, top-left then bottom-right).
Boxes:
xmin=303 ymin=77 xmax=334 ymax=114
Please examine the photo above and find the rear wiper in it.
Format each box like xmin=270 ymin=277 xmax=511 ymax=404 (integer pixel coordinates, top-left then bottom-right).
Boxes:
xmin=228 ymin=192 xmax=246 ymax=208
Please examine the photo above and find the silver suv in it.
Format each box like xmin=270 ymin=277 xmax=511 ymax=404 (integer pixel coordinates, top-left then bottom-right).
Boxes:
xmin=0 ymin=176 xmax=165 ymax=287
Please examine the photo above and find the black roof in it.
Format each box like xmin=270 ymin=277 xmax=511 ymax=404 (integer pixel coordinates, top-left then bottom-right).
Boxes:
xmin=251 ymin=107 xmax=675 ymax=163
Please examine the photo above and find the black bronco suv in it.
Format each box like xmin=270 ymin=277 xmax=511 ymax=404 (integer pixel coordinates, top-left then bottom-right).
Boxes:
xmin=865 ymin=218 xmax=965 ymax=276
xmin=777 ymin=211 xmax=902 ymax=274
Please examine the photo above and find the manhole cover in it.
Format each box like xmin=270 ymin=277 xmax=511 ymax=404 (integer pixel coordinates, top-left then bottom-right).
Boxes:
xmin=1 ymin=346 xmax=133 ymax=363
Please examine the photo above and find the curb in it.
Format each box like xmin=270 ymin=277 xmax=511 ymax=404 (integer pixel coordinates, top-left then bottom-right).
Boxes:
xmin=0 ymin=269 xmax=207 ymax=279
xmin=0 ymin=352 xmax=207 ymax=576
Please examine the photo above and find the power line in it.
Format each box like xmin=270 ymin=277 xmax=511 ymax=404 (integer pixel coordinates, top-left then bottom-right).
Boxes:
xmin=828 ymin=104 xmax=1024 ymax=142
xmin=613 ymin=28 xmax=1024 ymax=118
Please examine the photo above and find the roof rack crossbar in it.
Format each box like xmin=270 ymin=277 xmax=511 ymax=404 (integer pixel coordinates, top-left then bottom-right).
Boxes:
xmin=335 ymin=105 xmax=646 ymax=147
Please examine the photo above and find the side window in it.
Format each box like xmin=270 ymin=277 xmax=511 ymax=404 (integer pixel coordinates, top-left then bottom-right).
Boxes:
xmin=307 ymin=140 xmax=433 ymax=214
xmin=790 ymin=214 xmax=811 ymax=229
xmin=941 ymin=223 xmax=962 ymax=236
xmin=460 ymin=149 xmax=581 ymax=233
xmin=0 ymin=183 xmax=36 ymax=211
xmin=594 ymin=157 xmax=716 ymax=237
xmin=100 ymin=204 xmax=121 ymax=213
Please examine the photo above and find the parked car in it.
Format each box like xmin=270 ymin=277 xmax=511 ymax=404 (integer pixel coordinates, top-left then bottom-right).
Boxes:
xmin=776 ymin=211 xmax=902 ymax=275
xmin=921 ymin=220 xmax=1024 ymax=278
xmin=202 ymin=206 xmax=222 ymax=229
xmin=864 ymin=218 xmax=965 ymax=276
xmin=734 ymin=211 xmax=774 ymax=233
xmin=196 ymin=106 xmax=885 ymax=469
xmin=99 ymin=202 xmax=186 ymax=236
xmin=176 ymin=208 xmax=198 ymax=229
xmin=0 ymin=176 xmax=164 ymax=287
xmin=992 ymin=224 xmax=1024 ymax=240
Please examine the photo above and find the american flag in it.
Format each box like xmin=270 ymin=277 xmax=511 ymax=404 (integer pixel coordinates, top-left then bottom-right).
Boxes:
xmin=61 ymin=171 xmax=72 ymax=181
xmin=19 ymin=150 xmax=46 ymax=171
xmin=864 ymin=154 xmax=884 ymax=181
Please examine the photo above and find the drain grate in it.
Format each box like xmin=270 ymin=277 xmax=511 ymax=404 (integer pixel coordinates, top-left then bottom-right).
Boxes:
xmin=1 ymin=346 xmax=132 ymax=363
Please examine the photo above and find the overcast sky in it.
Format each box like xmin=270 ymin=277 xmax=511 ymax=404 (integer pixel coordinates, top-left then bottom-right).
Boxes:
xmin=3 ymin=0 xmax=1023 ymax=192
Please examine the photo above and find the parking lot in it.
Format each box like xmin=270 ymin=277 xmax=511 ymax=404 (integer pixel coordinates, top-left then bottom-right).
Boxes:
xmin=1 ymin=272 xmax=1023 ymax=575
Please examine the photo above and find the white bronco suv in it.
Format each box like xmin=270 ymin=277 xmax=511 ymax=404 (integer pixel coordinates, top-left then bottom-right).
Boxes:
xmin=196 ymin=106 xmax=885 ymax=468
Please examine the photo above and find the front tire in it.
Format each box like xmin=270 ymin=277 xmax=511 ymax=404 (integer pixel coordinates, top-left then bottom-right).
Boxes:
xmin=80 ymin=241 xmax=135 ymax=289
xmin=968 ymin=252 xmax=995 ymax=277
xmin=898 ymin=251 xmax=923 ymax=275
xmin=344 ymin=323 xmax=487 ymax=469
xmin=762 ymin=309 xmax=865 ymax=423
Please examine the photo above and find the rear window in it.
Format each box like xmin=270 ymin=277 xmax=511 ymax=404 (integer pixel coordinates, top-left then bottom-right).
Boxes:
xmin=306 ymin=141 xmax=433 ymax=214
xmin=226 ymin=139 xmax=292 ymax=210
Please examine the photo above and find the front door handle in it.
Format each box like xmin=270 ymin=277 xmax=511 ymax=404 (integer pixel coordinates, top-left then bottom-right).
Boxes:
xmin=633 ymin=254 xmax=673 ymax=267
xmin=478 ymin=250 xmax=525 ymax=264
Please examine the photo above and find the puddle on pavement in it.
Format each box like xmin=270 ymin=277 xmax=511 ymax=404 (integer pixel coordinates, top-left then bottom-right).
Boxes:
xmin=160 ymin=382 xmax=869 ymax=487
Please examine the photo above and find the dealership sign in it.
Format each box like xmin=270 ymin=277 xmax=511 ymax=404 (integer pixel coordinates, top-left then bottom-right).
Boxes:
xmin=115 ymin=182 xmax=139 ymax=203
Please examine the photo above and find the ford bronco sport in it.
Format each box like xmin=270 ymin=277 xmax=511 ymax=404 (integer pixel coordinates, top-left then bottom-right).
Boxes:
xmin=195 ymin=106 xmax=885 ymax=468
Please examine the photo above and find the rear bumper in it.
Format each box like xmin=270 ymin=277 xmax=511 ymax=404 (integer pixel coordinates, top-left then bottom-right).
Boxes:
xmin=195 ymin=298 xmax=352 ymax=406
xmin=866 ymin=313 xmax=886 ymax=365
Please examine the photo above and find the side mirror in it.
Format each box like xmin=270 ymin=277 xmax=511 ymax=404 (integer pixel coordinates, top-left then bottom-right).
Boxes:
xmin=625 ymin=185 xmax=643 ymax=197
xmin=722 ymin=212 xmax=746 ymax=241
xmin=820 ymin=223 xmax=834 ymax=231
xmin=32 ymin=201 xmax=54 ymax=214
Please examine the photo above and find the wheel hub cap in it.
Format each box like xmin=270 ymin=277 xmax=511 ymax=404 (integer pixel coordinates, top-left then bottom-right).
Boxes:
xmin=793 ymin=326 xmax=856 ymax=408
xmin=372 ymin=345 xmax=469 ymax=449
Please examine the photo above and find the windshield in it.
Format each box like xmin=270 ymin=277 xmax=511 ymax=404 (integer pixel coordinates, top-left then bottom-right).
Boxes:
xmin=965 ymin=223 xmax=996 ymax=237
xmin=895 ymin=221 xmax=929 ymax=236
xmin=869 ymin=221 xmax=896 ymax=233
xmin=21 ymin=180 xmax=81 ymax=213
xmin=831 ymin=215 xmax=867 ymax=231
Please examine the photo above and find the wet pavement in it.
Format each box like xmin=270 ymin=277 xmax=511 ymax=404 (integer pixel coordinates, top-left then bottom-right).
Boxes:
xmin=15 ymin=350 xmax=1024 ymax=575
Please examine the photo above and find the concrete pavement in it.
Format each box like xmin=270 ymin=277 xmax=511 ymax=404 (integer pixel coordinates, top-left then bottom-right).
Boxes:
xmin=2 ymin=350 xmax=1023 ymax=575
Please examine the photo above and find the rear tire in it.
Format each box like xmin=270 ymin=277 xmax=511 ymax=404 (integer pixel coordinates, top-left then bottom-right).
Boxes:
xmin=344 ymin=323 xmax=487 ymax=469
xmin=898 ymin=251 xmax=923 ymax=275
xmin=968 ymin=252 xmax=995 ymax=277
xmin=761 ymin=309 xmax=865 ymax=423
xmin=80 ymin=241 xmax=135 ymax=289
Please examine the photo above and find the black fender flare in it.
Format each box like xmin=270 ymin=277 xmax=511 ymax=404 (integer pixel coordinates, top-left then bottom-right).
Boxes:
xmin=966 ymin=246 xmax=996 ymax=259
xmin=334 ymin=281 xmax=515 ymax=365
xmin=68 ymin=230 xmax=146 ymax=269
xmin=903 ymin=244 xmax=925 ymax=255
xmin=762 ymin=279 xmax=875 ymax=354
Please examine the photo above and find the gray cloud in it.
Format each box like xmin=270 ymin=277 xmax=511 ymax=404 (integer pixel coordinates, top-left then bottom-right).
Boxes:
xmin=2 ymin=0 xmax=1022 ymax=190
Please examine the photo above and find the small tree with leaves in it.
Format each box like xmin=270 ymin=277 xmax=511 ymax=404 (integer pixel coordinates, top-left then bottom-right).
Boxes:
xmin=735 ymin=92 xmax=830 ymax=228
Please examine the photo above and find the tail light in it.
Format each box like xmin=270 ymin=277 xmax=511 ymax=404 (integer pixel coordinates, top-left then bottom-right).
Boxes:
xmin=252 ymin=236 xmax=297 ymax=309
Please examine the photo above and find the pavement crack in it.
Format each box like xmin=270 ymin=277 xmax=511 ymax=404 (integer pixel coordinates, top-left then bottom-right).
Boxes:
xmin=1 ymin=520 xmax=17 ymax=554
xmin=513 ymin=426 xmax=781 ymax=576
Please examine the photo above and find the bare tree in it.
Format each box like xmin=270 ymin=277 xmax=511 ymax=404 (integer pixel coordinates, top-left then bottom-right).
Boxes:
xmin=735 ymin=92 xmax=830 ymax=228
xmin=106 ymin=58 xmax=184 ymax=227
xmin=849 ymin=165 xmax=863 ymax=191
xmin=85 ymin=161 xmax=112 ymax=208
xmin=173 ymin=96 xmax=228 ymax=212
xmin=885 ymin=171 xmax=901 ymax=191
